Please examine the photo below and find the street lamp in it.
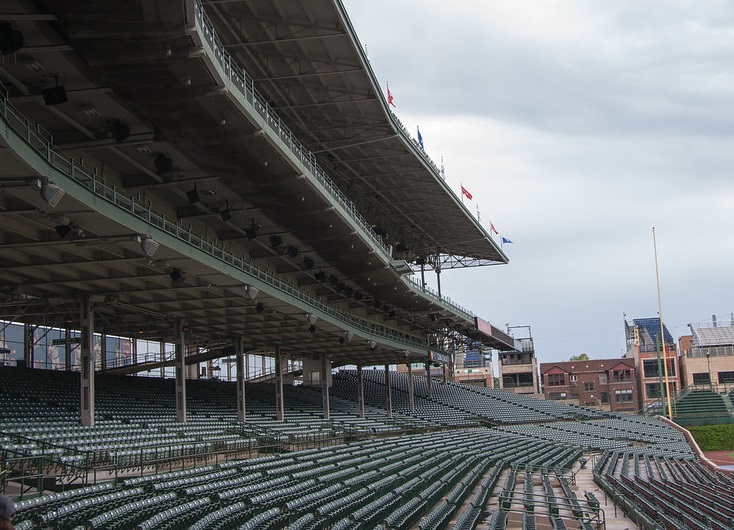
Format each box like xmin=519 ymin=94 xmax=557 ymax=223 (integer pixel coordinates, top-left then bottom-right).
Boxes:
xmin=590 ymin=394 xmax=601 ymax=407
xmin=706 ymin=352 xmax=712 ymax=389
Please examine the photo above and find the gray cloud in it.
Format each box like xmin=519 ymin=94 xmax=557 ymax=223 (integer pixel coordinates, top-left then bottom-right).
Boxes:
xmin=343 ymin=0 xmax=734 ymax=364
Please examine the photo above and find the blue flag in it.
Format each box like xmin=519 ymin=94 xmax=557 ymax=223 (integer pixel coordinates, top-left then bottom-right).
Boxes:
xmin=502 ymin=237 xmax=513 ymax=244
xmin=417 ymin=126 xmax=424 ymax=150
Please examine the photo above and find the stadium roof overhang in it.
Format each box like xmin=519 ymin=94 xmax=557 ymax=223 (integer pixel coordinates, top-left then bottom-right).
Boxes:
xmin=200 ymin=0 xmax=508 ymax=268
xmin=0 ymin=0 xmax=508 ymax=368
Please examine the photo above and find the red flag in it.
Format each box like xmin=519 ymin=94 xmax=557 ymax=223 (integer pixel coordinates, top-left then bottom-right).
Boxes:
xmin=490 ymin=223 xmax=499 ymax=235
xmin=387 ymin=84 xmax=396 ymax=108
xmin=461 ymin=186 xmax=472 ymax=200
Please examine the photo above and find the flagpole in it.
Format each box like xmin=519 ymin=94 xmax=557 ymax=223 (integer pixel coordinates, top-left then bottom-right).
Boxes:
xmin=460 ymin=182 xmax=464 ymax=204
xmin=653 ymin=226 xmax=673 ymax=419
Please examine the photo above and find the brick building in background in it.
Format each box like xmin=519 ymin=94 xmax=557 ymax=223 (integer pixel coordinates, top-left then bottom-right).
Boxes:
xmin=540 ymin=358 xmax=639 ymax=412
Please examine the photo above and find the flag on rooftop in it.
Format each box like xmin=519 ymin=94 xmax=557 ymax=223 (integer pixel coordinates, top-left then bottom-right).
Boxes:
xmin=387 ymin=83 xmax=396 ymax=108
xmin=502 ymin=237 xmax=513 ymax=244
xmin=461 ymin=185 xmax=472 ymax=200
xmin=490 ymin=223 xmax=499 ymax=235
xmin=417 ymin=126 xmax=424 ymax=149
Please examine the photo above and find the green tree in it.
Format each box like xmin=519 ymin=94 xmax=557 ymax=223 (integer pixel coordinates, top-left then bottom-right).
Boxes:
xmin=569 ymin=353 xmax=589 ymax=361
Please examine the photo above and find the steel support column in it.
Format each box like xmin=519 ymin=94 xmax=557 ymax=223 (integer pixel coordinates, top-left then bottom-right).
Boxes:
xmin=236 ymin=336 xmax=246 ymax=422
xmin=174 ymin=320 xmax=186 ymax=423
xmin=275 ymin=347 xmax=284 ymax=421
xmin=80 ymin=296 xmax=95 ymax=427
xmin=407 ymin=362 xmax=415 ymax=413
xmin=384 ymin=364 xmax=392 ymax=418
xmin=321 ymin=354 xmax=330 ymax=420
xmin=425 ymin=362 xmax=433 ymax=399
xmin=357 ymin=364 xmax=365 ymax=418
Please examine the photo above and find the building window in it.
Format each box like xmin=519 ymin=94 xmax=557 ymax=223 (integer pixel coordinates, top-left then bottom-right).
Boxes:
xmin=615 ymin=389 xmax=633 ymax=403
xmin=547 ymin=374 xmax=565 ymax=386
xmin=584 ymin=382 xmax=594 ymax=392
xmin=600 ymin=392 xmax=609 ymax=404
xmin=643 ymin=360 xmax=676 ymax=378
xmin=719 ymin=371 xmax=734 ymax=384
xmin=692 ymin=373 xmax=711 ymax=385
xmin=645 ymin=383 xmax=662 ymax=398
xmin=549 ymin=392 xmax=567 ymax=400
xmin=599 ymin=373 xmax=608 ymax=385
xmin=613 ymin=369 xmax=632 ymax=382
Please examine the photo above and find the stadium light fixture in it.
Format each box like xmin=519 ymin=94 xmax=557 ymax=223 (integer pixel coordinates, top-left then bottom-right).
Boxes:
xmin=243 ymin=285 xmax=259 ymax=300
xmin=41 ymin=180 xmax=65 ymax=207
xmin=139 ymin=235 xmax=159 ymax=257
xmin=306 ymin=313 xmax=318 ymax=326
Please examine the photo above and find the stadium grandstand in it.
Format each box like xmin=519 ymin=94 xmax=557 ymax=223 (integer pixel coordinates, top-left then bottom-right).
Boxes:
xmin=0 ymin=1 xmax=731 ymax=529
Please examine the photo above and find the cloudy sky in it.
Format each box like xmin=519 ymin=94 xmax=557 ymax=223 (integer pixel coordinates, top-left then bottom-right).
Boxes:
xmin=342 ymin=0 xmax=734 ymax=364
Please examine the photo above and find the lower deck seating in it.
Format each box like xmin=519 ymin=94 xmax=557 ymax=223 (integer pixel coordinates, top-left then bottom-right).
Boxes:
xmin=0 ymin=366 xmax=713 ymax=530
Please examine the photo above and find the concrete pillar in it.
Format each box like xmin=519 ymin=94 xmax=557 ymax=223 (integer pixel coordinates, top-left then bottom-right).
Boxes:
xmin=357 ymin=364 xmax=365 ymax=418
xmin=407 ymin=363 xmax=415 ymax=413
xmin=236 ymin=336 xmax=246 ymax=422
xmin=261 ymin=354 xmax=266 ymax=377
xmin=425 ymin=362 xmax=433 ymax=399
xmin=384 ymin=364 xmax=392 ymax=418
xmin=174 ymin=320 xmax=187 ymax=423
xmin=245 ymin=352 xmax=250 ymax=380
xmin=321 ymin=354 xmax=330 ymax=420
xmin=80 ymin=296 xmax=95 ymax=427
xmin=275 ymin=347 xmax=284 ymax=421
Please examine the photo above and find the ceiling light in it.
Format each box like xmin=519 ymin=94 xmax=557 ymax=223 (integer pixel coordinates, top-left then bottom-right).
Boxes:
xmin=138 ymin=235 xmax=159 ymax=257
xmin=41 ymin=181 xmax=65 ymax=207
xmin=244 ymin=285 xmax=259 ymax=300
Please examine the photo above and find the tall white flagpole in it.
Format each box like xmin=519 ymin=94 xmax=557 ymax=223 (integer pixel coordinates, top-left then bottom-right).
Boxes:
xmin=653 ymin=227 xmax=673 ymax=419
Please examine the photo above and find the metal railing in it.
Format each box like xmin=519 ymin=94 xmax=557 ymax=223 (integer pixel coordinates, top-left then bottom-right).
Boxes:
xmin=689 ymin=345 xmax=734 ymax=357
xmin=404 ymin=275 xmax=474 ymax=321
xmin=193 ymin=1 xmax=393 ymax=262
